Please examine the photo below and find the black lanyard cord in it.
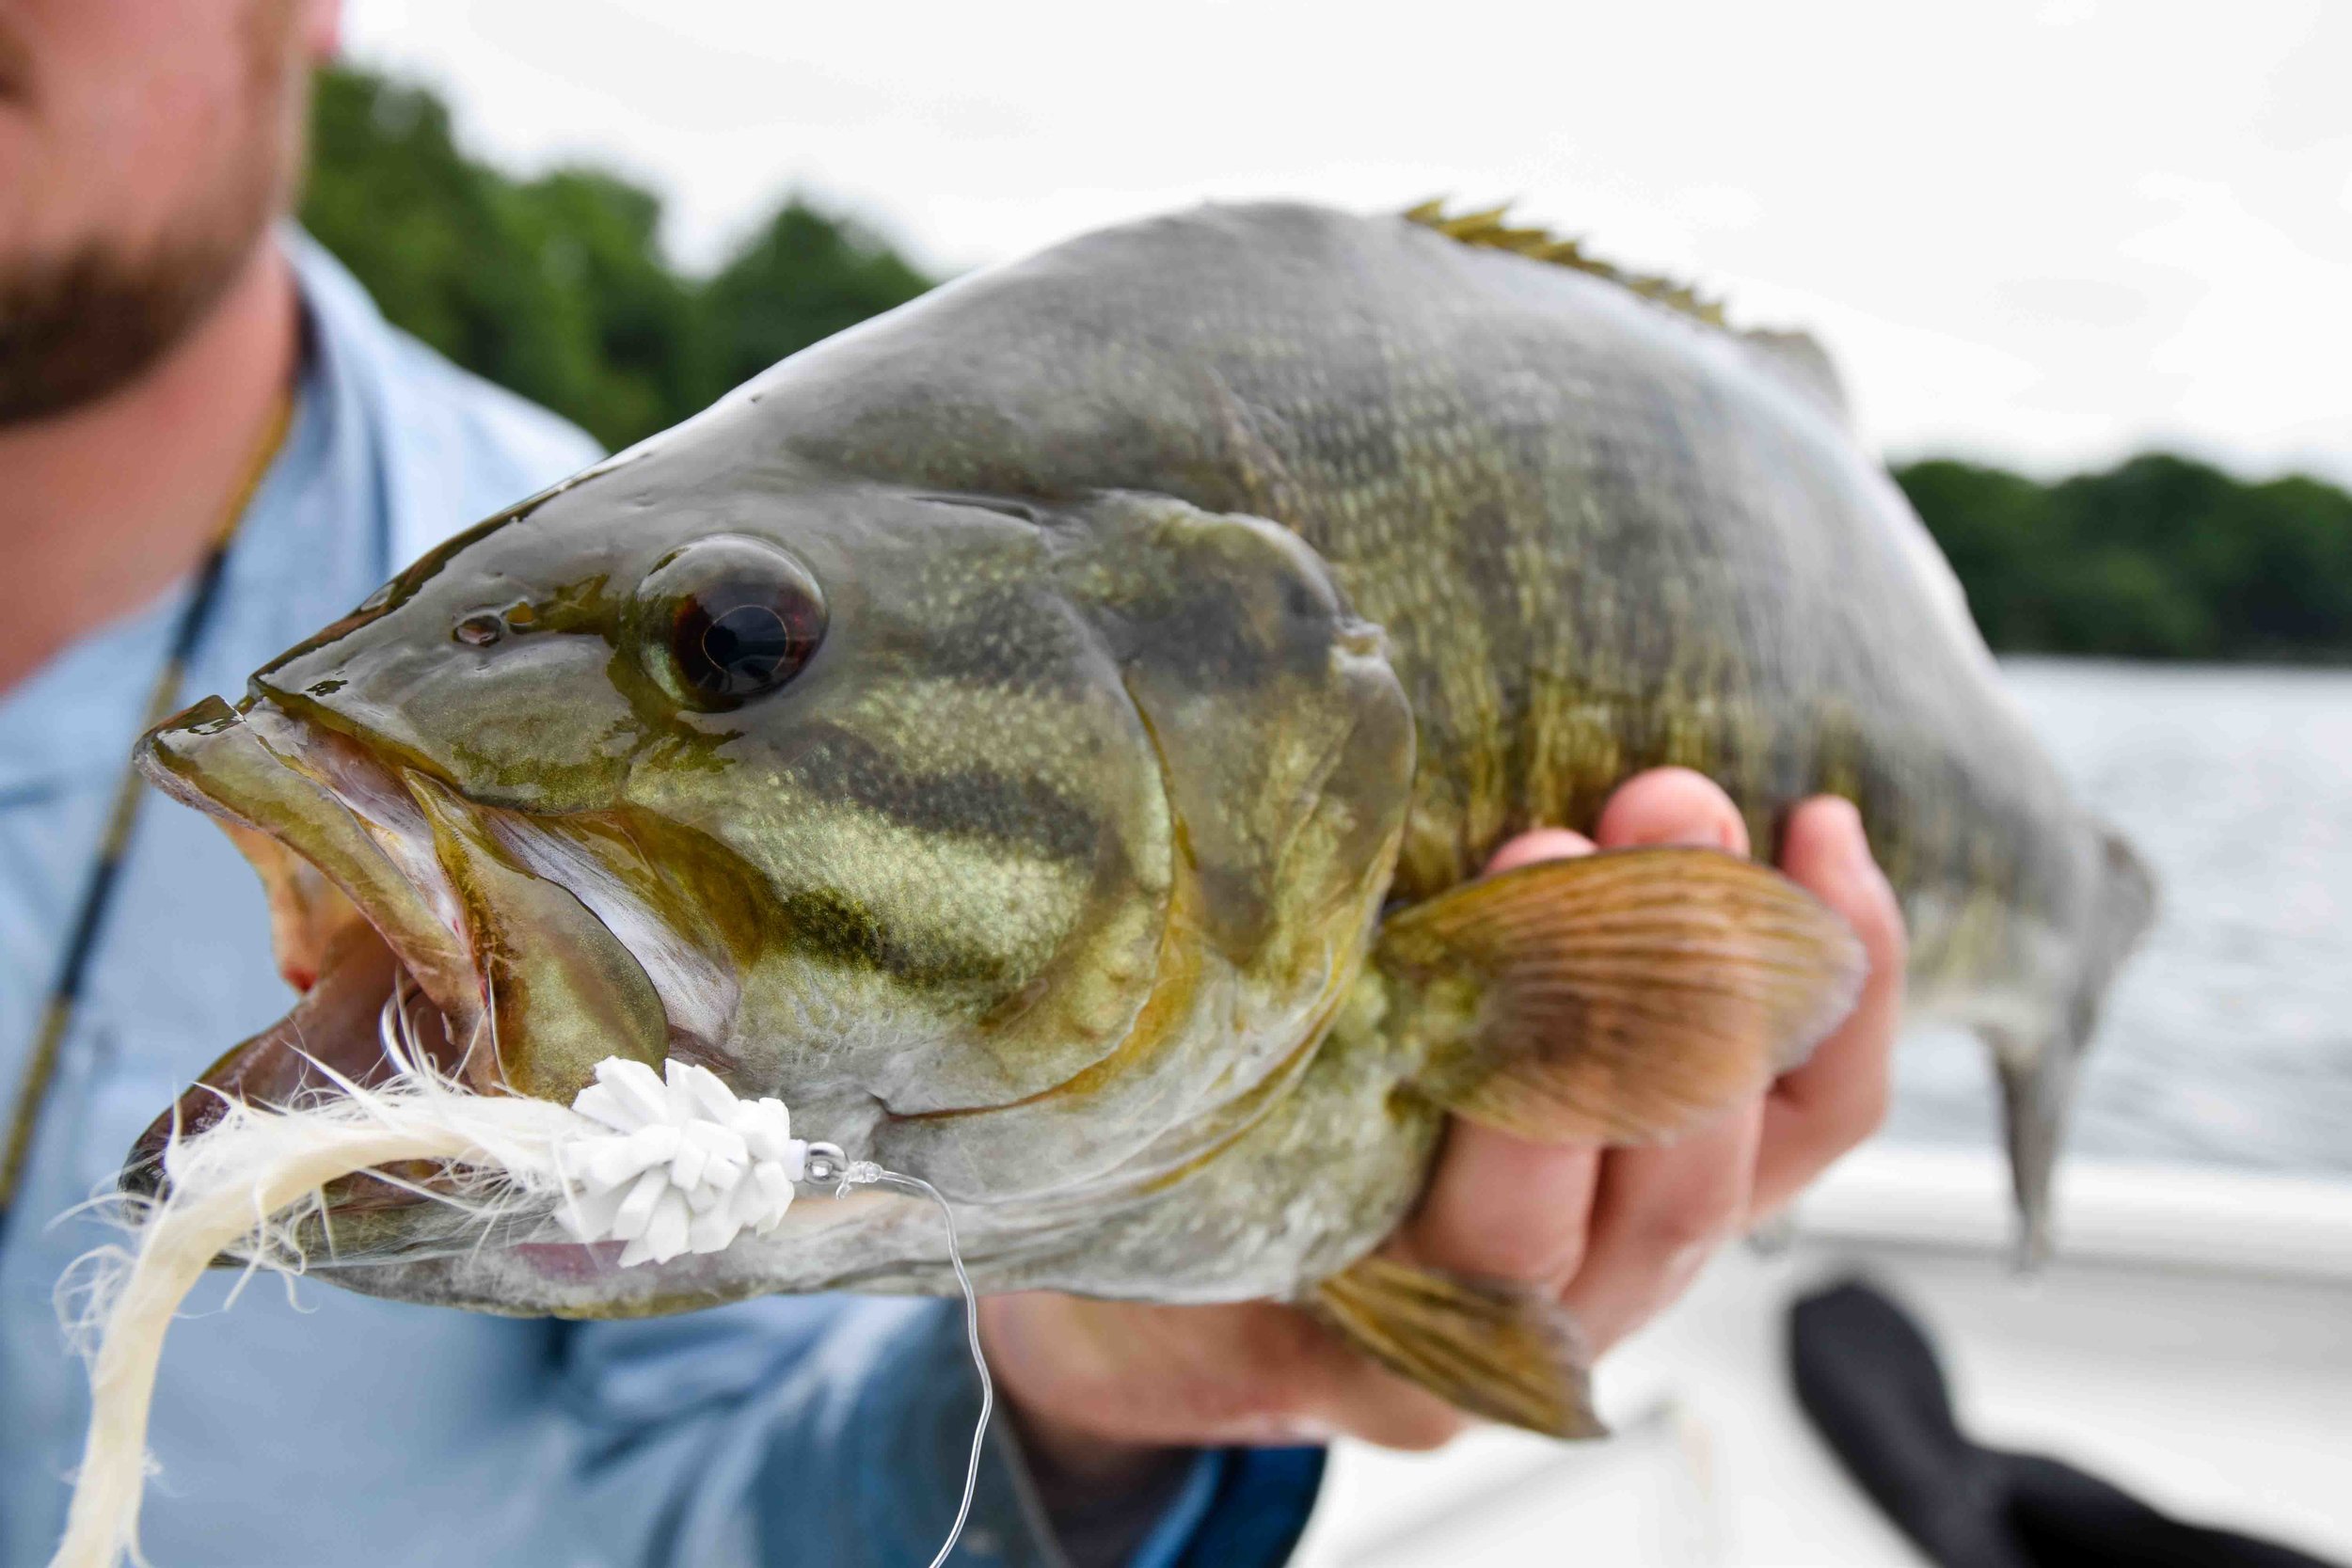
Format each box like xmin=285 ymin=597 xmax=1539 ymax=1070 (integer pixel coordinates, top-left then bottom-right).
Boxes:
xmin=0 ymin=394 xmax=293 ymax=1219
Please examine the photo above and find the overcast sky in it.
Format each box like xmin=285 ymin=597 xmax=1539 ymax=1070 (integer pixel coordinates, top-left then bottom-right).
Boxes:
xmin=346 ymin=1 xmax=2348 ymax=486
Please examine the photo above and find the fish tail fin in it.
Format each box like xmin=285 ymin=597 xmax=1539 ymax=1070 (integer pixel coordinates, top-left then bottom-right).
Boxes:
xmin=1311 ymin=1255 xmax=1604 ymax=1438
xmin=1995 ymin=818 xmax=2159 ymax=1269
xmin=1378 ymin=847 xmax=1867 ymax=1146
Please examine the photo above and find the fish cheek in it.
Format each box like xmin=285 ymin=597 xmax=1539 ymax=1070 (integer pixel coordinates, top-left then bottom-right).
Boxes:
xmin=408 ymin=774 xmax=671 ymax=1100
xmin=645 ymin=689 xmax=1174 ymax=1114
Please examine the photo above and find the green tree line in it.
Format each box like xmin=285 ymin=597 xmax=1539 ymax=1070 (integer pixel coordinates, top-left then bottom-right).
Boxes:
xmin=1893 ymin=456 xmax=2352 ymax=662
xmin=304 ymin=65 xmax=2352 ymax=664
xmin=302 ymin=65 xmax=933 ymax=451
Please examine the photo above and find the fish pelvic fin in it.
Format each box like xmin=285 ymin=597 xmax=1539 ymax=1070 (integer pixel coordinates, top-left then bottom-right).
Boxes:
xmin=1311 ymin=1255 xmax=1603 ymax=1439
xmin=1374 ymin=847 xmax=1867 ymax=1146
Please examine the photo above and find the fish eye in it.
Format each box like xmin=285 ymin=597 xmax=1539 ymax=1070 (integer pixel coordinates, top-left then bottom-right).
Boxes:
xmin=631 ymin=536 xmax=826 ymax=711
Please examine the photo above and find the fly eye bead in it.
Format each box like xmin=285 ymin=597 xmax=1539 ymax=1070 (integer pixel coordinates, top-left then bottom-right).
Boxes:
xmin=631 ymin=536 xmax=826 ymax=711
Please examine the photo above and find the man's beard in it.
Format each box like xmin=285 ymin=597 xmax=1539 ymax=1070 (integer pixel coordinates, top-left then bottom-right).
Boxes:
xmin=0 ymin=219 xmax=269 ymax=425
xmin=0 ymin=0 xmax=298 ymax=427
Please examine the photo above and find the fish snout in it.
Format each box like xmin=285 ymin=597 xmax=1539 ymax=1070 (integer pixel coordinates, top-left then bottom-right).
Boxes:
xmin=120 ymin=699 xmax=733 ymax=1226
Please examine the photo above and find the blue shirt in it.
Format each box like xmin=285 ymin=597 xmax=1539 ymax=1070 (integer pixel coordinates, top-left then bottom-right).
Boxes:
xmin=0 ymin=233 xmax=1320 ymax=1567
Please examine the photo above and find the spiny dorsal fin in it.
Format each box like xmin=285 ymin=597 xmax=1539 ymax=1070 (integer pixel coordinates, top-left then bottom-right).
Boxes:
xmin=1405 ymin=198 xmax=1728 ymax=327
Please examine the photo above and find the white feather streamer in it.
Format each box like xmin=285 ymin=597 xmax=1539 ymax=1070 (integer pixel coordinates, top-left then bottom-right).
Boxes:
xmin=49 ymin=1047 xmax=587 ymax=1568
xmin=47 ymin=1026 xmax=988 ymax=1568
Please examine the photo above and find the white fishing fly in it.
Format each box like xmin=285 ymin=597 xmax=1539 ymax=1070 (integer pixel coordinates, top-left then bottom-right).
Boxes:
xmin=49 ymin=1035 xmax=990 ymax=1568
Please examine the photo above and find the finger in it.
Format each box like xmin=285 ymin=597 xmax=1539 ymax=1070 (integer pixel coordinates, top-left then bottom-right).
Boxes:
xmin=1556 ymin=768 xmax=1762 ymax=1349
xmin=1562 ymin=1100 xmax=1763 ymax=1351
xmin=1405 ymin=1122 xmax=1602 ymax=1289
xmin=1594 ymin=766 xmax=1751 ymax=857
xmin=1749 ymin=797 xmax=1907 ymax=1219
xmin=1397 ymin=774 xmax=1747 ymax=1369
xmin=982 ymin=1294 xmax=1465 ymax=1451
xmin=1305 ymin=1349 xmax=1477 ymax=1450
xmin=1403 ymin=824 xmax=1601 ymax=1290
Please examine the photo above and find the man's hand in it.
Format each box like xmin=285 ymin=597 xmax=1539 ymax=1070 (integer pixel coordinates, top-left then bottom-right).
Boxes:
xmin=980 ymin=768 xmax=1906 ymax=1483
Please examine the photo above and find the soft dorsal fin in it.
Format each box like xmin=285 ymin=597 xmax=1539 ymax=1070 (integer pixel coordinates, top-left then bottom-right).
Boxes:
xmin=1405 ymin=199 xmax=1727 ymax=327
xmin=1740 ymin=327 xmax=1851 ymax=424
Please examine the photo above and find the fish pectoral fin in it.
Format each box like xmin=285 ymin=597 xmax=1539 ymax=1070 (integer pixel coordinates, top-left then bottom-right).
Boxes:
xmin=1380 ymin=847 xmax=1867 ymax=1146
xmin=1311 ymin=1256 xmax=1603 ymax=1439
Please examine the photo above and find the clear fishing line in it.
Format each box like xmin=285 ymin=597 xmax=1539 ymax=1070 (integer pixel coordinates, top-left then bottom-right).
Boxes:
xmin=49 ymin=1046 xmax=994 ymax=1568
xmin=806 ymin=1148 xmax=993 ymax=1568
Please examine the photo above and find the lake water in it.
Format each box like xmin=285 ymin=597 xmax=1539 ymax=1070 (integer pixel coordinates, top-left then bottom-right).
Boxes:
xmin=1883 ymin=659 xmax=2352 ymax=1179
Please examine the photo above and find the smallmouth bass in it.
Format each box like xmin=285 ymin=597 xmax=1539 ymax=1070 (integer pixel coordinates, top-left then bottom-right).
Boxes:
xmin=127 ymin=203 xmax=2153 ymax=1435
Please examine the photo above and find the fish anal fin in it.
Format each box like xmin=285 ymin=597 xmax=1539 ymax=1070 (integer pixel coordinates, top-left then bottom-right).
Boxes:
xmin=1312 ymin=1255 xmax=1602 ymax=1439
xmin=1382 ymin=847 xmax=1867 ymax=1146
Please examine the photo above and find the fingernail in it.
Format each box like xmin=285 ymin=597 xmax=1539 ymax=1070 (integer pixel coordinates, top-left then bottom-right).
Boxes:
xmin=1485 ymin=828 xmax=1596 ymax=875
xmin=1831 ymin=800 xmax=1887 ymax=885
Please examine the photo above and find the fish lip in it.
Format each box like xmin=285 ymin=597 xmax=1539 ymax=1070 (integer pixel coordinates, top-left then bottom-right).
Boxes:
xmin=135 ymin=694 xmax=481 ymax=1028
xmin=124 ymin=694 xmax=495 ymax=1199
xmin=122 ymin=697 xmax=692 ymax=1242
xmin=224 ymin=684 xmax=744 ymax=1055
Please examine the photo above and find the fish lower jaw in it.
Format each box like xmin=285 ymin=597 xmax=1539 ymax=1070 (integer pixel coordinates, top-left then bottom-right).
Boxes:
xmin=306 ymin=1183 xmax=954 ymax=1312
xmin=125 ymin=696 xmax=702 ymax=1193
xmin=136 ymin=694 xmax=482 ymax=1022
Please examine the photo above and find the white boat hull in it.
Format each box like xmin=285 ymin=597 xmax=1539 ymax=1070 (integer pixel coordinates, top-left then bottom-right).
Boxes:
xmin=1297 ymin=1147 xmax=2352 ymax=1566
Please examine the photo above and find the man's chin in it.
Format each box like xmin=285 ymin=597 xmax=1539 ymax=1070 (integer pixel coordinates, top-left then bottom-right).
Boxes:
xmin=0 ymin=14 xmax=32 ymax=108
xmin=0 ymin=0 xmax=301 ymax=426
xmin=0 ymin=230 xmax=261 ymax=424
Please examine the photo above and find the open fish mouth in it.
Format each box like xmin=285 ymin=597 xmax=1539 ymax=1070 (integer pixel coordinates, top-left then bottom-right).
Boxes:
xmin=121 ymin=694 xmax=717 ymax=1265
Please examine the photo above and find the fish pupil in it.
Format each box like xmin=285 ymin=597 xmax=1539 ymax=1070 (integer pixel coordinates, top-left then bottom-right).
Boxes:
xmin=701 ymin=605 xmax=791 ymax=688
xmin=669 ymin=576 xmax=819 ymax=704
xmin=633 ymin=536 xmax=826 ymax=710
